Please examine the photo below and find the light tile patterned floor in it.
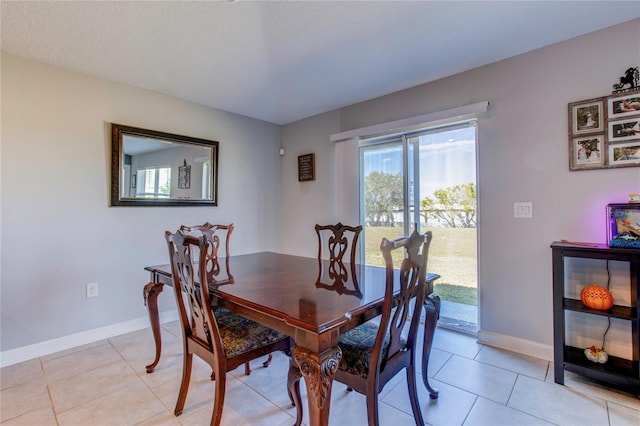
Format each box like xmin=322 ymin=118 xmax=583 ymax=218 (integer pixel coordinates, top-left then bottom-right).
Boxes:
xmin=1 ymin=322 xmax=639 ymax=425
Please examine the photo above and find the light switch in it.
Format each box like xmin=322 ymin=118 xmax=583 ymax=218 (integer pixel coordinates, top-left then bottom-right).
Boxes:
xmin=86 ymin=282 xmax=99 ymax=298
xmin=514 ymin=202 xmax=533 ymax=218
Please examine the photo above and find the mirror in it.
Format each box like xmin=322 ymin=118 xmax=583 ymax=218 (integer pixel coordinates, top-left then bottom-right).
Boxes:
xmin=110 ymin=123 xmax=218 ymax=207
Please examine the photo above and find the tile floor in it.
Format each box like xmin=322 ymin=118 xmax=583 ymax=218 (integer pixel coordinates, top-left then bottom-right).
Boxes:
xmin=1 ymin=321 xmax=639 ymax=426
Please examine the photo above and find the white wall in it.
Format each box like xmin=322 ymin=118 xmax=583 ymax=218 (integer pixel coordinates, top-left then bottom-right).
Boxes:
xmin=1 ymin=54 xmax=283 ymax=354
xmin=281 ymin=20 xmax=640 ymax=357
xmin=280 ymin=110 xmax=343 ymax=256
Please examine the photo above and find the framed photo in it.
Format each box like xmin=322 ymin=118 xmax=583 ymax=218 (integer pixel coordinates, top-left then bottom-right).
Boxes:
xmin=608 ymin=117 xmax=640 ymax=142
xmin=178 ymin=163 xmax=191 ymax=189
xmin=571 ymin=135 xmax=604 ymax=170
xmin=608 ymin=91 xmax=640 ymax=119
xmin=298 ymin=153 xmax=315 ymax=181
xmin=608 ymin=141 xmax=640 ymax=166
xmin=570 ymin=99 xmax=603 ymax=134
xmin=568 ymin=91 xmax=640 ymax=171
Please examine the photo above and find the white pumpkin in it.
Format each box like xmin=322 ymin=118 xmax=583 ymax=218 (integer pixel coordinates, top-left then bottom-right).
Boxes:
xmin=584 ymin=346 xmax=608 ymax=364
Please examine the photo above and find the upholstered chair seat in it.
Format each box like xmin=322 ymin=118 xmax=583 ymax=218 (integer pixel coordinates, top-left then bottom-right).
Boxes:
xmin=338 ymin=320 xmax=407 ymax=379
xmin=216 ymin=309 xmax=288 ymax=358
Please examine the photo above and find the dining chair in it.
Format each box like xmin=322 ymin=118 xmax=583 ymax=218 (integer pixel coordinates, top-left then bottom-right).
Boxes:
xmin=292 ymin=229 xmax=432 ymax=426
xmin=314 ymin=223 xmax=363 ymax=296
xmin=179 ymin=223 xmax=234 ymax=285
xmin=166 ymin=229 xmax=292 ymax=426
xmin=179 ymin=222 xmax=272 ymax=375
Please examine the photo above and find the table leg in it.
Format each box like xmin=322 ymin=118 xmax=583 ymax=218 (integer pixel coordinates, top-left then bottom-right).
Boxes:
xmin=143 ymin=282 xmax=164 ymax=373
xmin=422 ymin=292 xmax=440 ymax=399
xmin=292 ymin=345 xmax=342 ymax=426
xmin=287 ymin=358 xmax=303 ymax=426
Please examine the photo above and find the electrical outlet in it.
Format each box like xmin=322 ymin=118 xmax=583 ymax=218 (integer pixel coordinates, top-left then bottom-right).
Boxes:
xmin=86 ymin=282 xmax=99 ymax=298
xmin=514 ymin=202 xmax=533 ymax=218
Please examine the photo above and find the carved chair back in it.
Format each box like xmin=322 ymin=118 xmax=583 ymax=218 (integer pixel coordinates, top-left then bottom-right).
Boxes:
xmin=335 ymin=229 xmax=432 ymax=426
xmin=315 ymin=222 xmax=362 ymax=264
xmin=314 ymin=223 xmax=363 ymax=296
xmin=165 ymin=229 xmax=291 ymax=426
xmin=179 ymin=223 xmax=234 ymax=285
xmin=378 ymin=230 xmax=431 ymax=373
xmin=177 ymin=222 xmax=272 ymax=375
xmin=165 ymin=230 xmax=221 ymax=360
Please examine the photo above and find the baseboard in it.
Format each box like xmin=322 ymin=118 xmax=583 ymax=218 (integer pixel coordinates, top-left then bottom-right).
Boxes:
xmin=1 ymin=314 xmax=552 ymax=368
xmin=477 ymin=329 xmax=553 ymax=362
xmin=0 ymin=310 xmax=178 ymax=368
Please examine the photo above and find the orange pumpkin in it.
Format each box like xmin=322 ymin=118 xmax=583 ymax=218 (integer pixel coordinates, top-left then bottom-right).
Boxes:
xmin=580 ymin=283 xmax=614 ymax=310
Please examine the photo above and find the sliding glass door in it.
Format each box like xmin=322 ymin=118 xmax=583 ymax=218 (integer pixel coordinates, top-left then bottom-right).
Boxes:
xmin=360 ymin=122 xmax=479 ymax=333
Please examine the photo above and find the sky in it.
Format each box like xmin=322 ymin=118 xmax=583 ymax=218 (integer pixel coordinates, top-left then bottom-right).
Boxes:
xmin=362 ymin=126 xmax=477 ymax=201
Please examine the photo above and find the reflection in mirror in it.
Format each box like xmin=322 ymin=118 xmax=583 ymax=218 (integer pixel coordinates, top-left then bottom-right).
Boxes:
xmin=316 ymin=258 xmax=362 ymax=298
xmin=111 ymin=123 xmax=218 ymax=206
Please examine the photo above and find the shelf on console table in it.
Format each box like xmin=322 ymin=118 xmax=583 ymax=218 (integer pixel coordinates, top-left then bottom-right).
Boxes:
xmin=551 ymin=241 xmax=640 ymax=394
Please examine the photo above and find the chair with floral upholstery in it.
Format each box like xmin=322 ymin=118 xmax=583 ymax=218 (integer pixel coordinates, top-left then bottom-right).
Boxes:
xmin=291 ymin=229 xmax=432 ymax=426
xmin=179 ymin=222 xmax=272 ymax=375
xmin=166 ymin=229 xmax=292 ymax=426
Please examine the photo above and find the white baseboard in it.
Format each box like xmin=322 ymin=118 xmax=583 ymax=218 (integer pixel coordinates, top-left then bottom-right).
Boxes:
xmin=1 ymin=314 xmax=552 ymax=368
xmin=0 ymin=310 xmax=178 ymax=368
xmin=478 ymin=329 xmax=553 ymax=362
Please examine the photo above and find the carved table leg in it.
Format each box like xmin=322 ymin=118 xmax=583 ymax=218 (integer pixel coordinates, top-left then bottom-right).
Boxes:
xmin=293 ymin=345 xmax=342 ymax=426
xmin=287 ymin=357 xmax=303 ymax=426
xmin=143 ymin=282 xmax=164 ymax=373
xmin=422 ymin=292 xmax=440 ymax=399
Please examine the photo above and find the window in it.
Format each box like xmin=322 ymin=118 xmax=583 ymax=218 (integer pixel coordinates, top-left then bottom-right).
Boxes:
xmin=136 ymin=167 xmax=171 ymax=198
xmin=360 ymin=122 xmax=478 ymax=334
xmin=202 ymin=161 xmax=211 ymax=199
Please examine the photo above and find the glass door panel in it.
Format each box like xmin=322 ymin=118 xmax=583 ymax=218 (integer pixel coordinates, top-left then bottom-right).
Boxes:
xmin=415 ymin=126 xmax=478 ymax=333
xmin=360 ymin=123 xmax=478 ymax=334
xmin=360 ymin=139 xmax=405 ymax=266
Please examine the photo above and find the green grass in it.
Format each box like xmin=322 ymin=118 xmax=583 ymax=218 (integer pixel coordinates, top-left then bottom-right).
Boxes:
xmin=364 ymin=226 xmax=478 ymax=306
xmin=432 ymin=283 xmax=477 ymax=305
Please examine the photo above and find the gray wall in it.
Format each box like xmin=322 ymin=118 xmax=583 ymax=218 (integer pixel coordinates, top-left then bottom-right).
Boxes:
xmin=1 ymin=54 xmax=283 ymax=353
xmin=281 ymin=19 xmax=640 ymax=357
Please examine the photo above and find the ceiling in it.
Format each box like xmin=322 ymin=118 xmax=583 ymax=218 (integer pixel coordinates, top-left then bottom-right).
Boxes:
xmin=2 ymin=1 xmax=639 ymax=125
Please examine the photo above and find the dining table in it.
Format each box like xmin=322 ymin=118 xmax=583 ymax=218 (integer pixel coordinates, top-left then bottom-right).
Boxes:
xmin=143 ymin=251 xmax=440 ymax=426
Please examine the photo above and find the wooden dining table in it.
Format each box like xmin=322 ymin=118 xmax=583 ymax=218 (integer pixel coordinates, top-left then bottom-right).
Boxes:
xmin=143 ymin=251 xmax=440 ymax=426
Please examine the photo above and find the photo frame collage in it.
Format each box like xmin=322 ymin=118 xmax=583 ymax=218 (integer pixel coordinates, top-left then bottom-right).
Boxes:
xmin=568 ymin=89 xmax=640 ymax=170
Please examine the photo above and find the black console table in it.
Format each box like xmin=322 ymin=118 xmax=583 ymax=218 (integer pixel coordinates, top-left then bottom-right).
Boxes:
xmin=551 ymin=241 xmax=639 ymax=394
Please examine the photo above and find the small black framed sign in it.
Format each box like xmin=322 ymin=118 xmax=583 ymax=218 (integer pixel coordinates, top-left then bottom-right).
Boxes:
xmin=298 ymin=153 xmax=315 ymax=181
xmin=178 ymin=161 xmax=191 ymax=189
